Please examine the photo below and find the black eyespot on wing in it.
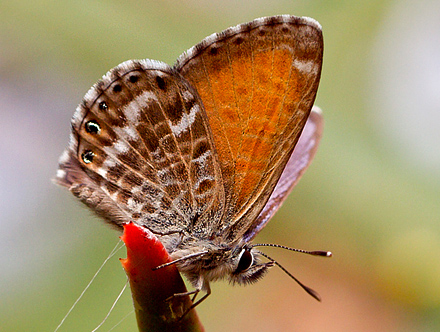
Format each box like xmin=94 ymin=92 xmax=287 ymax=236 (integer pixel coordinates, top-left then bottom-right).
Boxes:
xmin=209 ymin=46 xmax=219 ymax=55
xmin=99 ymin=101 xmax=108 ymax=111
xmin=234 ymin=36 xmax=244 ymax=45
xmin=129 ymin=75 xmax=139 ymax=83
xmin=113 ymin=84 xmax=122 ymax=93
xmin=81 ymin=150 xmax=95 ymax=164
xmin=156 ymin=75 xmax=166 ymax=90
xmin=85 ymin=120 xmax=101 ymax=134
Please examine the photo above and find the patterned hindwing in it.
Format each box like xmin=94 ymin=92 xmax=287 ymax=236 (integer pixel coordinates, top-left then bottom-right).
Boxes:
xmin=175 ymin=15 xmax=323 ymax=241
xmin=56 ymin=59 xmax=224 ymax=235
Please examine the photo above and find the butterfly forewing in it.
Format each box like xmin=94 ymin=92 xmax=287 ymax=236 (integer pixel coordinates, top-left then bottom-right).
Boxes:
xmin=57 ymin=59 xmax=225 ymax=235
xmin=175 ymin=16 xmax=323 ymax=240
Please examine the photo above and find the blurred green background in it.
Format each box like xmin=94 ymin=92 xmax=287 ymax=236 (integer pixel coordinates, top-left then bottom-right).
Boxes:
xmin=1 ymin=1 xmax=439 ymax=331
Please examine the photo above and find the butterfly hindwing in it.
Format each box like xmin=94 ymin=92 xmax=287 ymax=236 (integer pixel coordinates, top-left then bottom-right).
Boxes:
xmin=56 ymin=60 xmax=225 ymax=234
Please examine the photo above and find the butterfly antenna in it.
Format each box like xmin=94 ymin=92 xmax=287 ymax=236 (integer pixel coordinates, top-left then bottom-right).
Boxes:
xmin=252 ymin=243 xmax=332 ymax=257
xmin=256 ymin=250 xmax=323 ymax=301
xmin=152 ymin=250 xmax=209 ymax=270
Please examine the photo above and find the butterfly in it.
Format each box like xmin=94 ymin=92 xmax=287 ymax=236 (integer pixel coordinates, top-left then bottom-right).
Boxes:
xmin=55 ymin=14 xmax=326 ymax=306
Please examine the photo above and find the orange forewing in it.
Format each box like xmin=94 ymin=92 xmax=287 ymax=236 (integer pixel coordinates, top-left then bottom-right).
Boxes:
xmin=176 ymin=17 xmax=323 ymax=238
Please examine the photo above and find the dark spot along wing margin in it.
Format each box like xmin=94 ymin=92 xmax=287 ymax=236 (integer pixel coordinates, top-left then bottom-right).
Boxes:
xmin=56 ymin=59 xmax=225 ymax=234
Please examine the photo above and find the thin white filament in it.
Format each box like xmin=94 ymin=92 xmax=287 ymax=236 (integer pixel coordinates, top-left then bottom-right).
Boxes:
xmin=107 ymin=310 xmax=134 ymax=331
xmin=53 ymin=240 xmax=124 ymax=332
xmin=91 ymin=280 xmax=128 ymax=332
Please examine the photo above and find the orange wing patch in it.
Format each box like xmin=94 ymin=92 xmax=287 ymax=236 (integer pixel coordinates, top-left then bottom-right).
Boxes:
xmin=176 ymin=17 xmax=323 ymax=238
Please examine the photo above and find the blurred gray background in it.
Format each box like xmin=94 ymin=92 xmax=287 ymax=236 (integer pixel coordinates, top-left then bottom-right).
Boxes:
xmin=1 ymin=1 xmax=440 ymax=331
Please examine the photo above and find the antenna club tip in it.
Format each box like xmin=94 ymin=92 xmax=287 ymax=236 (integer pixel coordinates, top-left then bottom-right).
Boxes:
xmin=310 ymin=250 xmax=332 ymax=257
xmin=305 ymin=286 xmax=322 ymax=302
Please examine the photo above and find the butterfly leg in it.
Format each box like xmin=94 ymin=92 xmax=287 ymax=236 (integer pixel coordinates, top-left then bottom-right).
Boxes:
xmin=166 ymin=286 xmax=210 ymax=309
xmin=191 ymin=290 xmax=198 ymax=303
xmin=165 ymin=289 xmax=198 ymax=304
xmin=178 ymin=285 xmax=211 ymax=320
xmin=167 ymin=278 xmax=211 ymax=320
xmin=189 ymin=286 xmax=210 ymax=310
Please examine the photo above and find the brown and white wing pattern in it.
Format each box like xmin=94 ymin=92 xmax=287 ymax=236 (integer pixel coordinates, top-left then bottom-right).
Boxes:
xmin=56 ymin=59 xmax=225 ymax=235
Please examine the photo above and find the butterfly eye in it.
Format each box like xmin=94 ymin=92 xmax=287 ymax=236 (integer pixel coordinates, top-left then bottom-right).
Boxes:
xmin=235 ymin=248 xmax=253 ymax=273
xmin=85 ymin=120 xmax=101 ymax=134
xmin=81 ymin=150 xmax=95 ymax=164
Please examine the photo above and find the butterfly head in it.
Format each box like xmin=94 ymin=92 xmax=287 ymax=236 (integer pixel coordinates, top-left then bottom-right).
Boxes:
xmin=171 ymin=242 xmax=273 ymax=289
xmin=229 ymin=245 xmax=274 ymax=285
